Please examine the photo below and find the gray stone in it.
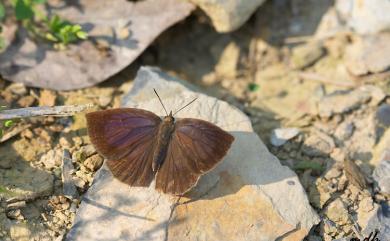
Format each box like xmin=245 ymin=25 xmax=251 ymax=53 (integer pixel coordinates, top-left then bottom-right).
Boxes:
xmin=362 ymin=202 xmax=390 ymax=241
xmin=67 ymin=67 xmax=319 ymax=241
xmin=62 ymin=150 xmax=79 ymax=199
xmin=187 ymin=0 xmax=266 ymax=32
xmin=270 ymin=128 xmax=300 ymax=147
xmin=373 ymin=149 xmax=390 ymax=194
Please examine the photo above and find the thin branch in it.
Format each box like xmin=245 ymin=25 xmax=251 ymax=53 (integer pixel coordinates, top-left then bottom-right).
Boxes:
xmin=0 ymin=104 xmax=93 ymax=120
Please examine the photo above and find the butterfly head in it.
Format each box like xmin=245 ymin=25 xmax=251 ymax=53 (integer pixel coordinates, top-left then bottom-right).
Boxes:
xmin=163 ymin=111 xmax=175 ymax=123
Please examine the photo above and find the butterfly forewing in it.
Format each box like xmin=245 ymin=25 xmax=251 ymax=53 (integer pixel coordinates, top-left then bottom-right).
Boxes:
xmin=86 ymin=108 xmax=161 ymax=186
xmin=156 ymin=118 xmax=234 ymax=194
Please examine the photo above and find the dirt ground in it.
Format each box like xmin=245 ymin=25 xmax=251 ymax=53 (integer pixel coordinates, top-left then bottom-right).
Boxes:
xmin=1 ymin=0 xmax=390 ymax=240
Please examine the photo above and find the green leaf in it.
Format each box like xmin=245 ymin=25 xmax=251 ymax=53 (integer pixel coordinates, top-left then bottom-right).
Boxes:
xmin=15 ymin=0 xmax=34 ymax=20
xmin=76 ymin=31 xmax=87 ymax=40
xmin=293 ymin=161 xmax=324 ymax=172
xmin=71 ymin=24 xmax=81 ymax=32
xmin=4 ymin=120 xmax=14 ymax=128
xmin=0 ymin=3 xmax=5 ymax=20
xmin=45 ymin=32 xmax=58 ymax=42
xmin=248 ymin=83 xmax=260 ymax=92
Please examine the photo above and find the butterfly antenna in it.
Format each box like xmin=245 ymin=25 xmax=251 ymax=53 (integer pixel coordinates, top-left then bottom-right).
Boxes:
xmin=173 ymin=97 xmax=197 ymax=116
xmin=153 ymin=89 xmax=169 ymax=116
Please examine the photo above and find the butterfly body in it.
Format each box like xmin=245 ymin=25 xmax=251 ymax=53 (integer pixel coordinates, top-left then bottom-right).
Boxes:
xmin=86 ymin=107 xmax=234 ymax=195
xmin=152 ymin=112 xmax=175 ymax=172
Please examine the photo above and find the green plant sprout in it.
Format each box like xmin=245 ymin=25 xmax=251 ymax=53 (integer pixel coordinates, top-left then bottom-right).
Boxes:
xmin=248 ymin=83 xmax=260 ymax=92
xmin=0 ymin=0 xmax=88 ymax=50
xmin=45 ymin=15 xmax=88 ymax=49
xmin=0 ymin=106 xmax=15 ymax=138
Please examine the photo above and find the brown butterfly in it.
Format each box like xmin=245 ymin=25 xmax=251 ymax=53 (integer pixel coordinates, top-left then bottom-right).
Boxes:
xmin=86 ymin=90 xmax=234 ymax=195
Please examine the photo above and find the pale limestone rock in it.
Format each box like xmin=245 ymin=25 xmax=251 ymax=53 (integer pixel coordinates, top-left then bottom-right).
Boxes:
xmin=270 ymin=128 xmax=300 ymax=147
xmin=67 ymin=67 xmax=319 ymax=241
xmin=336 ymin=0 xmax=390 ymax=34
xmin=187 ymin=0 xmax=266 ymax=32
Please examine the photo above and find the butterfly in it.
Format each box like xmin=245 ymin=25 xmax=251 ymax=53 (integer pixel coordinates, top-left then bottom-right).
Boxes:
xmin=86 ymin=90 xmax=234 ymax=195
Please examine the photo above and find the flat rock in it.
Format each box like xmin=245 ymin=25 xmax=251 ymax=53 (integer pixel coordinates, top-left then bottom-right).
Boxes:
xmin=188 ymin=0 xmax=266 ymax=32
xmin=0 ymin=0 xmax=194 ymax=90
xmin=67 ymin=67 xmax=319 ymax=241
xmin=345 ymin=33 xmax=390 ymax=76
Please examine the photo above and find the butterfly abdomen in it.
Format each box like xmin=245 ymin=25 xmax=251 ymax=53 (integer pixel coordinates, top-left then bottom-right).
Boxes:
xmin=152 ymin=116 xmax=175 ymax=172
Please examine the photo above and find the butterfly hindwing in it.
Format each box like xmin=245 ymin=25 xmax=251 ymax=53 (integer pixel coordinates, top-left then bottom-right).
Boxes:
xmin=155 ymin=118 xmax=234 ymax=194
xmin=86 ymin=108 xmax=161 ymax=186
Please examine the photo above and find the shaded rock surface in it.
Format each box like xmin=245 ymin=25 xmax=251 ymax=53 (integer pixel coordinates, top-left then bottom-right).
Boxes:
xmin=0 ymin=0 xmax=194 ymax=90
xmin=362 ymin=202 xmax=390 ymax=241
xmin=66 ymin=67 xmax=319 ymax=241
xmin=373 ymin=149 xmax=390 ymax=195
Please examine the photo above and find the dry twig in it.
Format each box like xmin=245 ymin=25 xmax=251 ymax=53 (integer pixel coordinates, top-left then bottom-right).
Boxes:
xmin=0 ymin=104 xmax=93 ymax=120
